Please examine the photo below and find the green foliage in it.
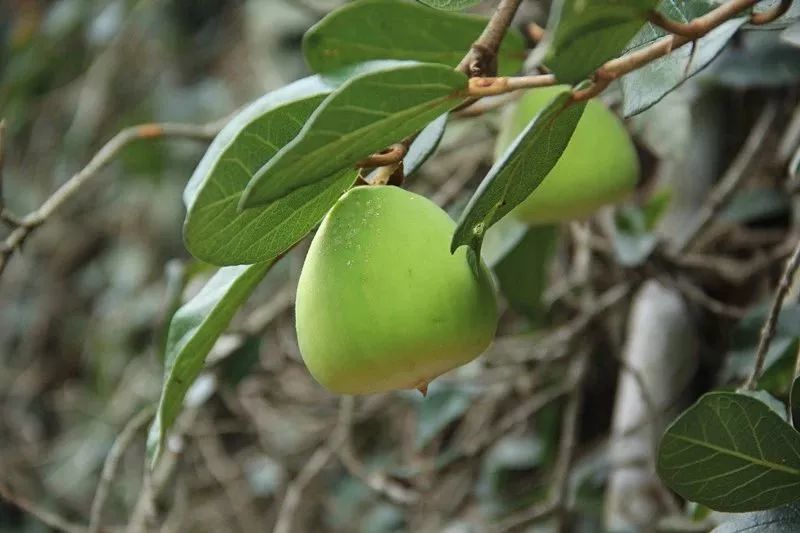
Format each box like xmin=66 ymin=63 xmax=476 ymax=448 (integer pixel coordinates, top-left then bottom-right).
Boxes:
xmin=451 ymin=90 xmax=585 ymax=256
xmin=493 ymin=224 xmax=558 ymax=322
xmin=149 ymin=261 xmax=274 ymax=464
xmin=658 ymin=392 xmax=800 ymax=512
xmin=183 ymin=76 xmax=357 ymax=265
xmin=621 ymin=0 xmax=748 ymax=117
xmin=304 ymin=0 xmax=524 ymax=75
xmin=241 ymin=61 xmax=468 ymax=207
xmin=543 ymin=0 xmax=658 ymax=84
xmin=612 ymin=188 xmax=672 ymax=266
xmin=416 ymin=0 xmax=483 ymax=10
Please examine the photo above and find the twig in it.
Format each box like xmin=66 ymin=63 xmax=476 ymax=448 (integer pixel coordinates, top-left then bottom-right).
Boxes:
xmin=336 ymin=397 xmax=419 ymax=505
xmin=744 ymin=239 xmax=800 ymax=390
xmin=466 ymin=74 xmax=557 ymax=97
xmin=0 ymin=119 xmax=6 ymax=210
xmin=674 ymin=102 xmax=778 ymax=255
xmin=457 ymin=0 xmax=525 ymax=77
xmin=273 ymin=399 xmax=349 ymax=533
xmin=0 ymin=482 xmax=85 ymax=533
xmin=355 ymin=143 xmax=407 ymax=168
xmin=494 ymin=353 xmax=590 ymax=533
xmin=89 ymin=405 xmax=156 ymax=533
xmin=0 ymin=121 xmax=222 ymax=276
xmin=750 ymin=0 xmax=793 ymax=25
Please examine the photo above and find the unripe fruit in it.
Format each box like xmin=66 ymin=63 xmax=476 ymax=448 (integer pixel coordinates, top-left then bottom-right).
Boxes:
xmin=496 ymin=86 xmax=640 ymax=225
xmin=296 ymin=186 xmax=498 ymax=395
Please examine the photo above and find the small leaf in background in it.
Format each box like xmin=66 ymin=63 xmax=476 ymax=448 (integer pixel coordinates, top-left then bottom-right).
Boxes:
xmin=612 ymin=188 xmax=672 ymax=267
xmin=415 ymin=385 xmax=472 ymax=449
xmin=241 ymin=61 xmax=468 ymax=207
xmin=303 ymin=0 xmax=524 ymax=75
xmin=657 ymin=391 xmax=800 ymax=512
xmin=404 ymin=113 xmax=448 ymax=177
xmin=543 ymin=0 xmax=658 ymax=84
xmin=720 ymin=187 xmax=791 ymax=224
xmin=711 ymin=32 xmax=800 ymax=88
xmin=713 ymin=502 xmax=800 ymax=532
xmin=494 ymin=224 xmax=558 ymax=323
xmin=481 ymin=215 xmax=529 ymax=268
xmin=183 ymin=76 xmax=358 ymax=266
xmin=790 ymin=145 xmax=800 ymax=181
xmin=621 ymin=0 xmax=748 ymax=117
xmin=783 ymin=21 xmax=800 ymax=47
xmin=451 ymin=90 xmax=585 ymax=256
xmin=148 ymin=260 xmax=274 ymax=465
xmin=416 ymin=0 xmax=482 ymax=10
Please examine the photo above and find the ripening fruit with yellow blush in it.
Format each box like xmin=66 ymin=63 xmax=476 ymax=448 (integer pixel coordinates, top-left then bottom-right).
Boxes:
xmin=496 ymin=86 xmax=640 ymax=225
xmin=295 ymin=185 xmax=498 ymax=395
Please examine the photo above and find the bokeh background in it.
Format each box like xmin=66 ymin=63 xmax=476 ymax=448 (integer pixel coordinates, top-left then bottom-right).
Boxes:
xmin=2 ymin=1 xmax=800 ymax=532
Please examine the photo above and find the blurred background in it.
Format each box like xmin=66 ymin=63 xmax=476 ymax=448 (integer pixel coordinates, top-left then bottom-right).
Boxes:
xmin=2 ymin=0 xmax=800 ymax=532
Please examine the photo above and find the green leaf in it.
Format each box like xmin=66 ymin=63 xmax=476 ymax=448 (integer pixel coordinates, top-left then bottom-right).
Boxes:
xmin=303 ymin=0 xmax=524 ymax=75
xmin=721 ymin=187 xmax=791 ymax=224
xmin=494 ymin=224 xmax=558 ymax=323
xmin=241 ymin=61 xmax=468 ymax=207
xmin=148 ymin=261 xmax=274 ymax=465
xmin=621 ymin=0 xmax=748 ymax=117
xmin=404 ymin=113 xmax=448 ymax=177
xmin=657 ymin=391 xmax=800 ymax=512
xmin=543 ymin=0 xmax=658 ymax=84
xmin=451 ymin=90 xmax=585 ymax=255
xmin=713 ymin=502 xmax=800 ymax=532
xmin=790 ymin=376 xmax=800 ymax=430
xmin=184 ymin=76 xmax=357 ymax=265
xmin=416 ymin=0 xmax=482 ymax=10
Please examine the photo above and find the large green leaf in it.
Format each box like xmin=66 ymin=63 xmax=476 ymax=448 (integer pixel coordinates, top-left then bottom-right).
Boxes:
xmin=493 ymin=224 xmax=558 ymax=323
xmin=543 ymin=0 xmax=658 ymax=84
xmin=303 ymin=0 xmax=524 ymax=75
xmin=416 ymin=0 xmax=482 ymax=10
xmin=451 ymin=90 xmax=585 ymax=256
xmin=183 ymin=77 xmax=356 ymax=265
xmin=148 ymin=261 xmax=274 ymax=464
xmin=657 ymin=392 xmax=800 ymax=512
xmin=713 ymin=502 xmax=800 ymax=532
xmin=241 ymin=61 xmax=468 ymax=207
xmin=620 ymin=0 xmax=747 ymax=117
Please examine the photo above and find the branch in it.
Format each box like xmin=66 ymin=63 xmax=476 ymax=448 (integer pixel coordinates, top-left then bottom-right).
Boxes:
xmin=0 ymin=482 xmax=84 ymax=533
xmin=744 ymin=239 xmax=800 ymax=390
xmin=89 ymin=404 xmax=156 ymax=533
xmin=750 ymin=0 xmax=793 ymax=25
xmin=674 ymin=102 xmax=778 ymax=255
xmin=457 ymin=0 xmax=525 ymax=77
xmin=0 ymin=121 xmax=222 ymax=277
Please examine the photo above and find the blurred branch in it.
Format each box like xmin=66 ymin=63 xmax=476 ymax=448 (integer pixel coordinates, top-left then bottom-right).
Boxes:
xmin=494 ymin=353 xmax=590 ymax=533
xmin=89 ymin=404 xmax=156 ymax=533
xmin=336 ymin=397 xmax=420 ymax=505
xmin=0 ymin=482 xmax=84 ymax=533
xmin=674 ymin=102 xmax=778 ymax=255
xmin=273 ymin=399 xmax=350 ymax=533
xmin=749 ymin=0 xmax=793 ymax=25
xmin=0 ymin=121 xmax=223 ymax=277
xmin=744 ymin=239 xmax=800 ymax=390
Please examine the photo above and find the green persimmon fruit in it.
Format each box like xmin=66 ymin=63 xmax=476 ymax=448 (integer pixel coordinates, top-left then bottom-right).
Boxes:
xmin=496 ymin=85 xmax=640 ymax=225
xmin=296 ymin=185 xmax=498 ymax=395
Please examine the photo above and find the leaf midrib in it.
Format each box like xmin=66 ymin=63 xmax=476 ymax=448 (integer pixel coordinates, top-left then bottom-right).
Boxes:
xmin=669 ymin=433 xmax=800 ymax=476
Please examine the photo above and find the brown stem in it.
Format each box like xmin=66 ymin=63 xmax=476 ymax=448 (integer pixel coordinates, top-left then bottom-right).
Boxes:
xmin=744 ymin=239 xmax=800 ymax=390
xmin=457 ymin=0 xmax=525 ymax=77
xmin=750 ymin=0 xmax=793 ymax=25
